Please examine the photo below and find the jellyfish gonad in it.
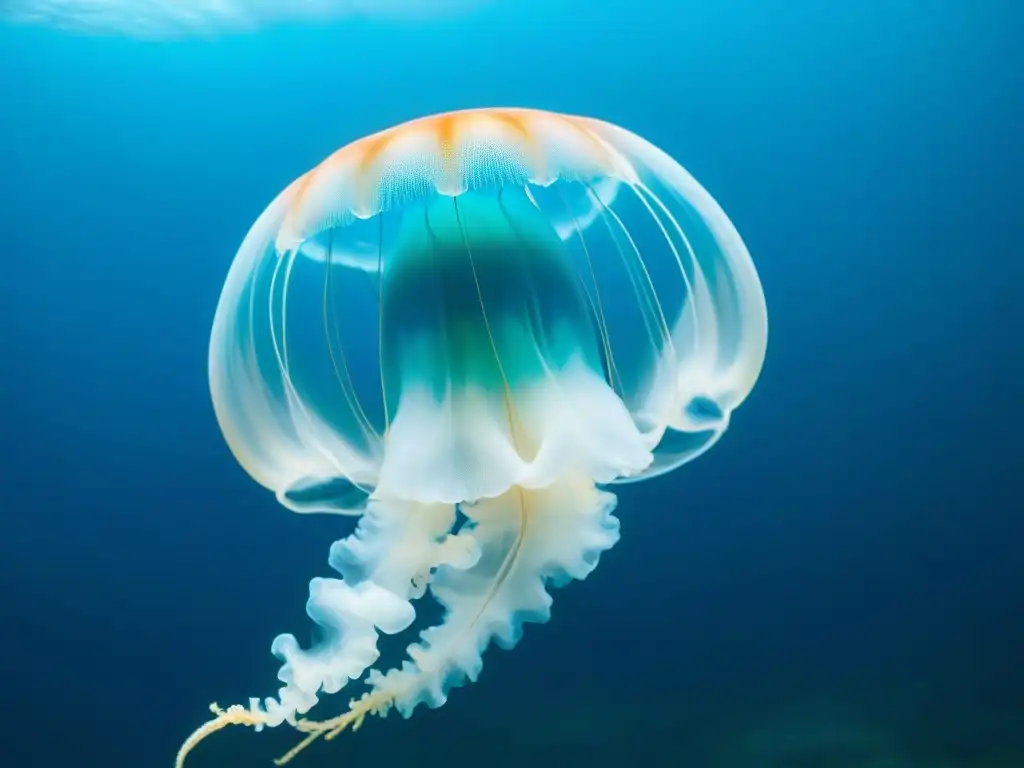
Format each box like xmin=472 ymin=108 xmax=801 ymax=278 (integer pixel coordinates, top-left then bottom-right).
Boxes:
xmin=177 ymin=107 xmax=767 ymax=766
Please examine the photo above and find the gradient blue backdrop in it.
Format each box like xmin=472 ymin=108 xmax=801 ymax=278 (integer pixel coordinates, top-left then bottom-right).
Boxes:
xmin=0 ymin=0 xmax=1020 ymax=765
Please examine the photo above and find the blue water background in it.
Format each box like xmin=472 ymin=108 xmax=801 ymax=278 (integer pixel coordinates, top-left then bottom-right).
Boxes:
xmin=0 ymin=0 xmax=1020 ymax=765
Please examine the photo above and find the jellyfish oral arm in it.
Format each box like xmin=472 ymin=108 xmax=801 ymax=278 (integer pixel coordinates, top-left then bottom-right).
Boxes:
xmin=365 ymin=477 xmax=620 ymax=716
xmin=254 ymin=501 xmax=479 ymax=727
xmin=176 ymin=475 xmax=622 ymax=767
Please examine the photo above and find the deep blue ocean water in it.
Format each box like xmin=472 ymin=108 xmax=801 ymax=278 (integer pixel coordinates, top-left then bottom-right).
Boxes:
xmin=1 ymin=1 xmax=1021 ymax=765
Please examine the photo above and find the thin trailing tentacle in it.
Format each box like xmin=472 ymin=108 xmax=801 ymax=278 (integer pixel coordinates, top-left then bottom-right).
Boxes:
xmin=377 ymin=214 xmax=391 ymax=436
xmin=175 ymin=703 xmax=272 ymax=768
xmin=322 ymin=228 xmax=379 ymax=446
xmin=555 ymin=185 xmax=622 ymax=396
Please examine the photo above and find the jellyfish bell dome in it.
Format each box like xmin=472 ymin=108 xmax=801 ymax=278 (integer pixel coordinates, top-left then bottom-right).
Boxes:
xmin=183 ymin=107 xmax=767 ymax=765
xmin=210 ymin=107 xmax=767 ymax=510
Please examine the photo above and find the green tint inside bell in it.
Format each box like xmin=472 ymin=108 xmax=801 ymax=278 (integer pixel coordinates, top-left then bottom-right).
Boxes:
xmin=381 ymin=187 xmax=604 ymax=403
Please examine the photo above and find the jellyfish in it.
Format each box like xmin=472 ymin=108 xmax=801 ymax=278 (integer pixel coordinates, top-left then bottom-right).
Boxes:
xmin=177 ymin=107 xmax=767 ymax=766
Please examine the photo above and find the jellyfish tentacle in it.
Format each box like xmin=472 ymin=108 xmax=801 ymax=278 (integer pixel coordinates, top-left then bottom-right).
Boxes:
xmin=628 ymin=183 xmax=703 ymax=367
xmin=639 ymin=183 xmax=721 ymax=382
xmin=376 ymin=214 xmax=391 ymax=434
xmin=586 ymin=117 xmax=768 ymax=413
xmin=557 ymin=184 xmax=623 ymax=396
xmin=452 ymin=195 xmax=517 ymax=419
xmin=270 ymin=242 xmax=379 ymax=500
xmin=175 ymin=702 xmax=282 ymax=768
xmin=569 ymin=119 xmax=769 ymax=480
xmin=321 ymin=228 xmax=379 ymax=444
xmin=268 ymin=246 xmax=333 ymax=468
xmin=211 ymin=181 xmax=382 ymax=510
xmin=175 ymin=500 xmax=480 ymax=768
xmin=271 ymin=689 xmax=392 ymax=765
xmin=588 ymin=181 xmax=675 ymax=372
xmin=498 ymin=188 xmax=559 ymax=378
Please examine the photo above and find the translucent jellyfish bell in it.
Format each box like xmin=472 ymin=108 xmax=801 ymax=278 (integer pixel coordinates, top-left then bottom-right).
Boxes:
xmin=178 ymin=108 xmax=767 ymax=765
